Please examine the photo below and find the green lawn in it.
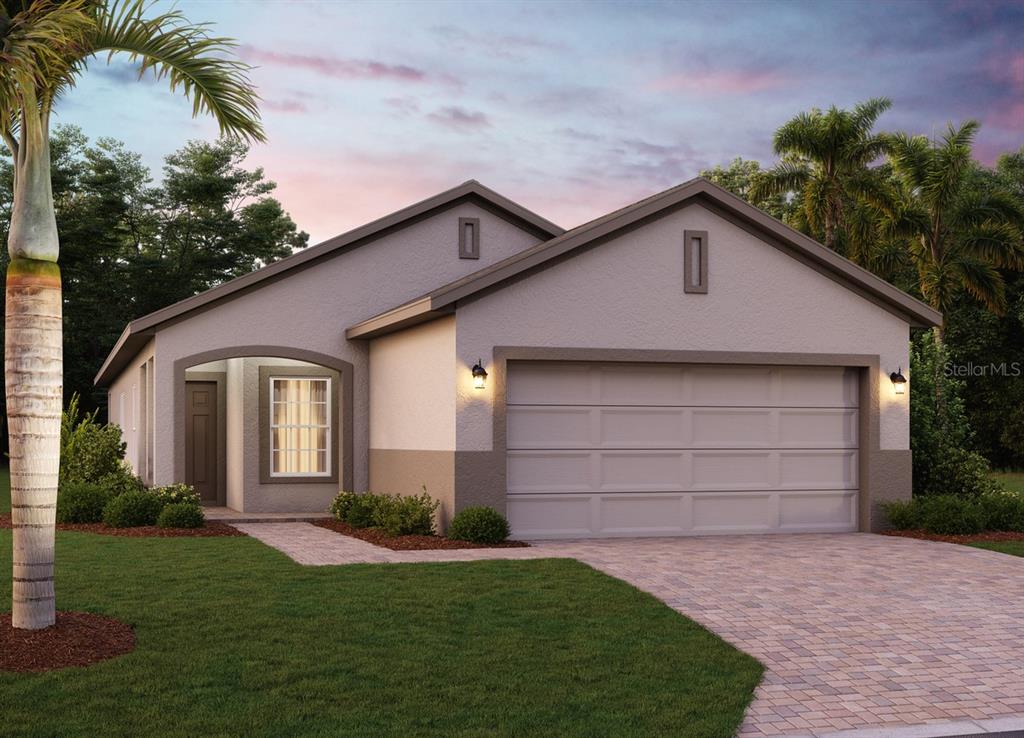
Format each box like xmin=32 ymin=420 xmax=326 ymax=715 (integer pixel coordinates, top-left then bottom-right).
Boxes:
xmin=994 ymin=471 xmax=1024 ymax=495
xmin=970 ymin=541 xmax=1024 ymax=557
xmin=0 ymin=474 xmax=761 ymax=738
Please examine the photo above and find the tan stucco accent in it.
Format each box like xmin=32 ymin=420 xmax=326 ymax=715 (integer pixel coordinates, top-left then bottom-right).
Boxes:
xmin=449 ymin=347 xmax=905 ymax=533
xmin=369 ymin=449 xmax=456 ymax=528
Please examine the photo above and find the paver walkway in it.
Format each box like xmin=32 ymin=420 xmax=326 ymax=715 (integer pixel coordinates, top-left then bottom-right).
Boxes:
xmin=235 ymin=524 xmax=1024 ymax=738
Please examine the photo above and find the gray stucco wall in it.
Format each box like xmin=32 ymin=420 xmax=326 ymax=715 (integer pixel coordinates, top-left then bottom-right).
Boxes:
xmin=134 ymin=203 xmax=543 ymax=506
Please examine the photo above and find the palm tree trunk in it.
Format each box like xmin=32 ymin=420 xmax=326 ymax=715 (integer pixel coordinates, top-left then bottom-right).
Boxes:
xmin=6 ymin=258 xmax=62 ymax=629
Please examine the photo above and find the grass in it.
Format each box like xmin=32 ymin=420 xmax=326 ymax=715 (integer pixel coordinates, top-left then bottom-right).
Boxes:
xmin=993 ymin=471 xmax=1024 ymax=495
xmin=0 ymin=473 xmax=761 ymax=738
xmin=970 ymin=541 xmax=1024 ymax=558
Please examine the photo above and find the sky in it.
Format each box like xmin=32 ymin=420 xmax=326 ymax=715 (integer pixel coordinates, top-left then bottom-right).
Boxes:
xmin=59 ymin=0 xmax=1024 ymax=244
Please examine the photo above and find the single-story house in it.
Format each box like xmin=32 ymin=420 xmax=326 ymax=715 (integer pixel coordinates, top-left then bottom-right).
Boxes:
xmin=96 ymin=177 xmax=941 ymax=539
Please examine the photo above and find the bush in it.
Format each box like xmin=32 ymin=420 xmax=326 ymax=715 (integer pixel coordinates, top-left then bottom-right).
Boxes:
xmin=152 ymin=483 xmax=201 ymax=507
xmin=919 ymin=495 xmax=986 ymax=535
xmin=447 ymin=507 xmax=511 ymax=544
xmin=372 ymin=490 xmax=439 ymax=537
xmin=329 ymin=491 xmax=359 ymax=521
xmin=157 ymin=503 xmax=205 ymax=529
xmin=96 ymin=466 xmax=145 ymax=498
xmin=57 ymin=481 xmax=114 ymax=524
xmin=103 ymin=490 xmax=165 ymax=528
xmin=979 ymin=491 xmax=1024 ymax=532
xmin=881 ymin=499 xmax=922 ymax=531
xmin=343 ymin=493 xmax=380 ymax=529
xmin=61 ymin=394 xmax=127 ymax=484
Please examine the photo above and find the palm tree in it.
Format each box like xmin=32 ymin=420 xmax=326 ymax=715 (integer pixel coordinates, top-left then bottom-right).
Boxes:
xmin=1 ymin=0 xmax=263 ymax=630
xmin=885 ymin=121 xmax=1024 ymax=336
xmin=751 ymin=97 xmax=892 ymax=260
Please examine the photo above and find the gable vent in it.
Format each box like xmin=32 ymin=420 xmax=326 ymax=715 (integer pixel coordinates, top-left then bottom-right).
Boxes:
xmin=459 ymin=217 xmax=480 ymax=259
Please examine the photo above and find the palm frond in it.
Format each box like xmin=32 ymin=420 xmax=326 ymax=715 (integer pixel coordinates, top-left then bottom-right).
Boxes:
xmin=850 ymin=97 xmax=892 ymax=136
xmin=87 ymin=0 xmax=264 ymax=142
xmin=953 ymin=256 xmax=1007 ymax=314
xmin=748 ymin=161 xmax=809 ymax=200
xmin=957 ymin=221 xmax=1024 ymax=270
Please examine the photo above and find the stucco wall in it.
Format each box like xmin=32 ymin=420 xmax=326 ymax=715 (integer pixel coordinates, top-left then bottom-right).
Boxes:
xmin=149 ymin=203 xmax=544 ymax=493
xmin=454 ymin=202 xmax=911 ymax=453
xmin=107 ymin=338 xmax=154 ymax=479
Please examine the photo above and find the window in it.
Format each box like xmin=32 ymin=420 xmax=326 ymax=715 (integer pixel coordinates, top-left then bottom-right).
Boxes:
xmin=684 ymin=229 xmax=708 ymax=294
xmin=269 ymin=377 xmax=330 ymax=476
xmin=459 ymin=217 xmax=480 ymax=259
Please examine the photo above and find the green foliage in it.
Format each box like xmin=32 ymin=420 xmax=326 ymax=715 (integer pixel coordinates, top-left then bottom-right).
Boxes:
xmin=157 ymin=502 xmax=205 ymax=529
xmin=96 ymin=465 xmax=145 ymax=497
xmin=447 ymin=507 xmax=511 ymax=544
xmin=329 ymin=491 xmax=358 ymax=521
xmin=882 ymin=491 xmax=1024 ymax=534
xmin=60 ymin=393 xmax=126 ymax=484
xmin=910 ymin=332 xmax=1000 ymax=497
xmin=102 ymin=490 xmax=164 ymax=528
xmin=151 ymin=483 xmax=201 ymax=507
xmin=372 ymin=490 xmax=439 ymax=537
xmin=699 ymin=158 xmax=795 ymax=221
xmin=56 ymin=481 xmax=114 ymax=524
xmin=339 ymin=492 xmax=379 ymax=529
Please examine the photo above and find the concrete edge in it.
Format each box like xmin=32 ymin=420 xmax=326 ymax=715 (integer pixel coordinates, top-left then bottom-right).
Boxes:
xmin=774 ymin=715 xmax=1024 ymax=738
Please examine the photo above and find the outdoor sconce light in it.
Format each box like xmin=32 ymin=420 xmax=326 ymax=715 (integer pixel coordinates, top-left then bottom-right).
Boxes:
xmin=890 ymin=367 xmax=907 ymax=395
xmin=471 ymin=359 xmax=488 ymax=390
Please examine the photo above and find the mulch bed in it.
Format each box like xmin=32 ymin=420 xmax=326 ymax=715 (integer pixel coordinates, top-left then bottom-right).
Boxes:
xmin=313 ymin=519 xmax=529 ymax=550
xmin=884 ymin=529 xmax=1024 ymax=544
xmin=1 ymin=612 xmax=135 ymax=672
xmin=0 ymin=513 xmax=245 ymax=538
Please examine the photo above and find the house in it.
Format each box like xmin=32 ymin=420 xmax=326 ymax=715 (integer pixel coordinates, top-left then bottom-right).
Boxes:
xmin=95 ymin=177 xmax=941 ymax=539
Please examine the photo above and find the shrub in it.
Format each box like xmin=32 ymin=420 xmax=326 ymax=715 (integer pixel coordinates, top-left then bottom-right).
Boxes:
xmin=152 ymin=483 xmax=201 ymax=507
xmin=979 ymin=491 xmax=1024 ymax=532
xmin=372 ymin=490 xmax=439 ymax=537
xmin=447 ymin=507 xmax=511 ymax=544
xmin=343 ymin=493 xmax=380 ymax=529
xmin=329 ymin=491 xmax=359 ymax=521
xmin=60 ymin=394 xmax=127 ymax=484
xmin=157 ymin=503 xmax=205 ymax=529
xmin=919 ymin=495 xmax=986 ymax=535
xmin=880 ymin=499 xmax=922 ymax=531
xmin=103 ymin=490 xmax=164 ymax=528
xmin=96 ymin=466 xmax=145 ymax=498
xmin=57 ymin=481 xmax=114 ymax=524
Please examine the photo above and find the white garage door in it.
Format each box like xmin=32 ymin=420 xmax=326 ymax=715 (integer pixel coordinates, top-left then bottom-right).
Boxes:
xmin=506 ymin=362 xmax=859 ymax=539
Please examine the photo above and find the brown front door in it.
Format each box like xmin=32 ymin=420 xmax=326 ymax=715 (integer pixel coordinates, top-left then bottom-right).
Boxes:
xmin=185 ymin=381 xmax=219 ymax=504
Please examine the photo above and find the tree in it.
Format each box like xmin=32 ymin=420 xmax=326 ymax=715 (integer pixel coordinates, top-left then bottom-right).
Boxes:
xmin=1 ymin=0 xmax=262 ymax=630
xmin=699 ymin=158 xmax=795 ymax=222
xmin=885 ymin=123 xmax=1024 ymax=329
xmin=751 ymin=98 xmax=893 ymax=261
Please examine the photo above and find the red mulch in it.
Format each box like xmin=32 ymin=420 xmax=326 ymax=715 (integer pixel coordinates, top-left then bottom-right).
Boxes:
xmin=0 ymin=513 xmax=245 ymax=537
xmin=313 ymin=518 xmax=529 ymax=550
xmin=884 ymin=529 xmax=1024 ymax=544
xmin=1 ymin=611 xmax=135 ymax=672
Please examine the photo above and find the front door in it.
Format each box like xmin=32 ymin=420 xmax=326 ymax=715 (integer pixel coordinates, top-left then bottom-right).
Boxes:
xmin=185 ymin=381 xmax=219 ymax=504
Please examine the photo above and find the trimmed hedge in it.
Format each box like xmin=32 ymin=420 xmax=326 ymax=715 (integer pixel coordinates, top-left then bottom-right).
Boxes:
xmin=158 ymin=503 xmax=205 ymax=529
xmin=57 ymin=481 xmax=114 ymax=524
xmin=447 ymin=507 xmax=510 ymax=544
xmin=103 ymin=490 xmax=165 ymax=528
xmin=882 ymin=491 xmax=1024 ymax=535
xmin=328 ymin=490 xmax=439 ymax=536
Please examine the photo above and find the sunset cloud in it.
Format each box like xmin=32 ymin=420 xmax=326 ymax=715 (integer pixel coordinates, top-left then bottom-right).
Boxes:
xmin=240 ymin=45 xmax=439 ymax=85
xmin=427 ymin=106 xmax=492 ymax=130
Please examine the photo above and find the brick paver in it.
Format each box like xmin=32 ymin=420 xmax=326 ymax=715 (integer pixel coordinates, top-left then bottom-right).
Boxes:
xmin=235 ymin=524 xmax=1024 ymax=737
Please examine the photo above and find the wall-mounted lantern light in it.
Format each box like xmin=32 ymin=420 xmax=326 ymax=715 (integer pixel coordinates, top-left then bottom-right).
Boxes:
xmin=889 ymin=367 xmax=907 ymax=395
xmin=471 ymin=359 xmax=488 ymax=390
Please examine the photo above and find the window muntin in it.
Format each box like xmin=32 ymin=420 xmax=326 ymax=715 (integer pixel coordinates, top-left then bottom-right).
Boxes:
xmin=269 ymin=376 xmax=330 ymax=476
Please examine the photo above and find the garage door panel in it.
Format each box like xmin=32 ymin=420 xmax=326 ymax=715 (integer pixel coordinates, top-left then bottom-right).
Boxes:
xmin=507 ymin=495 xmax=593 ymax=538
xmin=778 ymin=367 xmax=859 ymax=407
xmin=597 ymin=365 xmax=685 ymax=405
xmin=599 ymin=451 xmax=684 ymax=490
xmin=779 ymin=491 xmax=856 ymax=528
xmin=690 ymin=408 xmax=774 ymax=446
xmin=778 ymin=409 xmax=858 ymax=447
xmin=690 ymin=451 xmax=774 ymax=489
xmin=507 ymin=451 xmax=591 ymax=493
xmin=507 ymin=407 xmax=593 ymax=448
xmin=779 ymin=451 xmax=858 ymax=489
xmin=506 ymin=363 xmax=594 ymax=405
xmin=599 ymin=407 xmax=687 ymax=447
xmin=688 ymin=366 xmax=775 ymax=406
xmin=599 ymin=495 xmax=686 ymax=534
xmin=691 ymin=492 xmax=775 ymax=531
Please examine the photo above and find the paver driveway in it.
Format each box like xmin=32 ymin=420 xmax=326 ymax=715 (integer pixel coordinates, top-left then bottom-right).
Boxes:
xmin=238 ymin=525 xmax=1024 ymax=737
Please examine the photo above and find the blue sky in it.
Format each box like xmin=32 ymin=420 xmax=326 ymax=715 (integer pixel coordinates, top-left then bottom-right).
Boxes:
xmin=59 ymin=0 xmax=1024 ymax=243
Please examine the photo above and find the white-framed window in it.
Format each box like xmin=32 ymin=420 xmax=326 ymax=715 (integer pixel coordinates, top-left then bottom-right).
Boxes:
xmin=269 ymin=376 xmax=331 ymax=477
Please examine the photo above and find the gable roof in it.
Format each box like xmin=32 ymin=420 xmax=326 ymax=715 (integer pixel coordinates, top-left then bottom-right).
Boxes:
xmin=346 ymin=177 xmax=942 ymax=339
xmin=95 ymin=180 xmax=564 ymax=386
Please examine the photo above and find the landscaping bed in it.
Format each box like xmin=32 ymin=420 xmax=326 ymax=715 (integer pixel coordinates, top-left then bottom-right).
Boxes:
xmin=0 ymin=513 xmax=244 ymax=538
xmin=1 ymin=612 xmax=135 ymax=673
xmin=884 ymin=529 xmax=1024 ymax=545
xmin=313 ymin=518 xmax=528 ymax=550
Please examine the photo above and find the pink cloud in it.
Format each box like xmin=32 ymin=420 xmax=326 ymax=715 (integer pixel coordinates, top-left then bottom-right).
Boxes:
xmin=650 ymin=69 xmax=785 ymax=95
xmin=241 ymin=45 xmax=439 ymax=85
xmin=427 ymin=106 xmax=491 ymax=130
xmin=261 ymin=98 xmax=308 ymax=114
